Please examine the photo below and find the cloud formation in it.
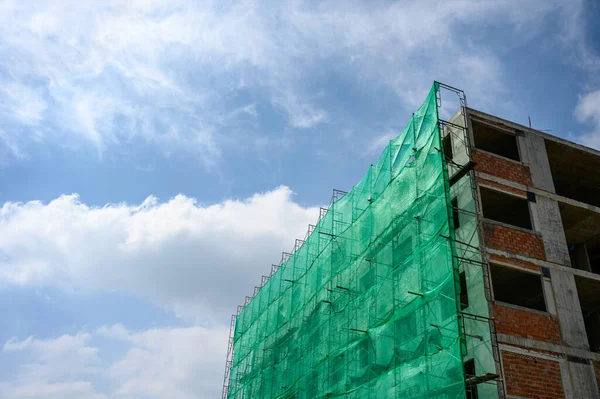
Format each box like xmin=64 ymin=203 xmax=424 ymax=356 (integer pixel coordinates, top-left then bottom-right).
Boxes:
xmin=1 ymin=333 xmax=105 ymax=399
xmin=0 ymin=1 xmax=597 ymax=398
xmin=0 ymin=0 xmax=583 ymax=163
xmin=1 ymin=324 xmax=228 ymax=399
xmin=0 ymin=186 xmax=319 ymax=321
xmin=575 ymin=90 xmax=600 ymax=149
xmin=0 ymin=185 xmax=315 ymax=397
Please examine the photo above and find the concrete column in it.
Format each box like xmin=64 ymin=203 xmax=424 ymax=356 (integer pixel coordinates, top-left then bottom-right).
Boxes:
xmin=565 ymin=360 xmax=600 ymax=399
xmin=520 ymin=132 xmax=571 ymax=265
xmin=550 ymin=269 xmax=588 ymax=350
xmin=550 ymin=268 xmax=599 ymax=398
xmin=535 ymin=196 xmax=571 ymax=266
xmin=560 ymin=358 xmax=600 ymax=399
xmin=519 ymin=132 xmax=556 ymax=192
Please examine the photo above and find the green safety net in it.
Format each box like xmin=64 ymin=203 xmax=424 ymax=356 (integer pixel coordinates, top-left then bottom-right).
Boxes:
xmin=228 ymin=83 xmax=467 ymax=398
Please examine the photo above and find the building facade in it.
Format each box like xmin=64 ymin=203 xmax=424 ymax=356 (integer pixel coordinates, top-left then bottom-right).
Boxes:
xmin=223 ymin=83 xmax=600 ymax=398
xmin=456 ymin=105 xmax=600 ymax=398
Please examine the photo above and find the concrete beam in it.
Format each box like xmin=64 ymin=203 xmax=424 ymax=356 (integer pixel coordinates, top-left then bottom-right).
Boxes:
xmin=466 ymin=107 xmax=600 ymax=159
xmin=499 ymin=336 xmax=600 ymax=399
xmin=478 ymin=169 xmax=600 ymax=218
xmin=497 ymin=334 xmax=600 ymax=362
xmin=486 ymin=247 xmax=600 ymax=282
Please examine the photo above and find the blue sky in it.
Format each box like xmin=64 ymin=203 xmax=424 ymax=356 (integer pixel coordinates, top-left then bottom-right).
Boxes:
xmin=0 ymin=0 xmax=599 ymax=398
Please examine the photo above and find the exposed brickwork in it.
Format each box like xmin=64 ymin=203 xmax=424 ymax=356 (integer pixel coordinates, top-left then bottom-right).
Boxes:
xmin=502 ymin=350 xmax=564 ymax=398
xmin=477 ymin=178 xmax=526 ymax=196
xmin=594 ymin=361 xmax=600 ymax=394
xmin=494 ymin=303 xmax=561 ymax=344
xmin=472 ymin=149 xmax=532 ymax=186
xmin=484 ymin=221 xmax=546 ymax=260
xmin=488 ymin=253 xmax=541 ymax=272
xmin=470 ymin=114 xmax=517 ymax=133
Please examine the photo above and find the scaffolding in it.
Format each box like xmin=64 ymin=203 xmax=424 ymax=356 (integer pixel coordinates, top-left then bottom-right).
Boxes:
xmin=222 ymin=82 xmax=501 ymax=399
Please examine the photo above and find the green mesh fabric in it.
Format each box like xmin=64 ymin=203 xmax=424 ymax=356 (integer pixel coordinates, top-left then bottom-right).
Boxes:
xmin=228 ymin=83 xmax=466 ymax=398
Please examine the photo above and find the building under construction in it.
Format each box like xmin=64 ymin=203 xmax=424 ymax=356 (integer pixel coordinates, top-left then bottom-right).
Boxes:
xmin=222 ymin=82 xmax=600 ymax=398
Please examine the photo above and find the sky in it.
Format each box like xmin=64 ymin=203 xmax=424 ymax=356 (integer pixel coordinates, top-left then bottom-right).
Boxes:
xmin=0 ymin=0 xmax=599 ymax=398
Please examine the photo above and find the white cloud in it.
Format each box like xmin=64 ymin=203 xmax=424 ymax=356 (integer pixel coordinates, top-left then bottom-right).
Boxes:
xmin=0 ymin=186 xmax=318 ymax=321
xmin=274 ymin=92 xmax=328 ymax=129
xmin=0 ymin=334 xmax=106 ymax=399
xmin=0 ymin=0 xmax=585 ymax=161
xmin=0 ymin=325 xmax=228 ymax=399
xmin=0 ymin=186 xmax=317 ymax=397
xmin=0 ymin=382 xmax=107 ymax=399
xmin=100 ymin=324 xmax=228 ymax=399
xmin=363 ymin=132 xmax=397 ymax=157
xmin=0 ymin=128 xmax=26 ymax=161
xmin=0 ymin=82 xmax=46 ymax=126
xmin=3 ymin=333 xmax=100 ymax=379
xmin=574 ymin=89 xmax=600 ymax=149
xmin=554 ymin=0 xmax=600 ymax=71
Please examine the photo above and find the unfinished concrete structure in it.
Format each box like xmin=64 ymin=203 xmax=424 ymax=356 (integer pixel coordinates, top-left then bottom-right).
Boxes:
xmin=452 ymin=105 xmax=600 ymax=398
xmin=222 ymin=83 xmax=600 ymax=399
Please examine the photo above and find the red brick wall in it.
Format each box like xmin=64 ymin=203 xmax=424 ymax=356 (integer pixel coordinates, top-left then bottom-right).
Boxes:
xmin=484 ymin=221 xmax=546 ymax=260
xmin=502 ymin=350 xmax=564 ymax=398
xmin=494 ymin=303 xmax=562 ymax=344
xmin=488 ymin=253 xmax=541 ymax=272
xmin=472 ymin=149 xmax=532 ymax=186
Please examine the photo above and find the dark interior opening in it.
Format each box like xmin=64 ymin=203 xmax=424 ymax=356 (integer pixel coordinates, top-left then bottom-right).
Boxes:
xmin=584 ymin=313 xmax=600 ymax=353
xmin=464 ymin=359 xmax=479 ymax=399
xmin=472 ymin=120 xmax=520 ymax=161
xmin=546 ymin=139 xmax=600 ymax=208
xmin=451 ymin=197 xmax=460 ymax=229
xmin=491 ymin=264 xmax=546 ymax=312
xmin=587 ymin=244 xmax=600 ymax=275
xmin=443 ymin=133 xmax=453 ymax=161
xmin=560 ymin=202 xmax=600 ymax=275
xmin=568 ymin=244 xmax=587 ymax=272
xmin=574 ymin=276 xmax=600 ymax=353
xmin=480 ymin=187 xmax=532 ymax=230
xmin=460 ymin=271 xmax=469 ymax=310
xmin=568 ymin=243 xmax=600 ymax=275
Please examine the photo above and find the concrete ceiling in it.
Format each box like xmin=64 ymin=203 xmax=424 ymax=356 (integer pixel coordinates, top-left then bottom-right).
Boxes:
xmin=559 ymin=202 xmax=600 ymax=244
xmin=546 ymin=139 xmax=600 ymax=208
xmin=575 ymin=275 xmax=600 ymax=313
